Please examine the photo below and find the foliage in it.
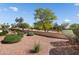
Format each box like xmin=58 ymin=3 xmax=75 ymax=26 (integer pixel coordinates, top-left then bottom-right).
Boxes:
xmin=34 ymin=21 xmax=53 ymax=31
xmin=18 ymin=23 xmax=30 ymax=30
xmin=15 ymin=17 xmax=30 ymax=30
xmin=0 ymin=30 xmax=8 ymax=36
xmin=69 ymin=24 xmax=79 ymax=44
xmin=69 ymin=24 xmax=79 ymax=30
xmin=34 ymin=8 xmax=57 ymax=32
xmin=31 ymin=43 xmax=40 ymax=53
xmin=62 ymin=30 xmax=79 ymax=44
xmin=34 ymin=21 xmax=42 ymax=30
xmin=27 ymin=31 xmax=34 ymax=36
xmin=2 ymin=34 xmax=22 ymax=43
xmin=62 ymin=30 xmax=76 ymax=39
xmin=15 ymin=17 xmax=24 ymax=23
xmin=53 ymin=23 xmax=62 ymax=32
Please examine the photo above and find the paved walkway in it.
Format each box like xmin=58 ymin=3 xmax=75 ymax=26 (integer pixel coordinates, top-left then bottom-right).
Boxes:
xmin=0 ymin=35 xmax=68 ymax=55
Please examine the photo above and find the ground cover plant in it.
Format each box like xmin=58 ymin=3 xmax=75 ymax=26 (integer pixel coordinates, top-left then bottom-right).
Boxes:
xmin=2 ymin=34 xmax=22 ymax=44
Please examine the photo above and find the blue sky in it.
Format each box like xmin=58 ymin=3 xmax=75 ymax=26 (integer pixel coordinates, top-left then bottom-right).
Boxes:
xmin=0 ymin=3 xmax=79 ymax=25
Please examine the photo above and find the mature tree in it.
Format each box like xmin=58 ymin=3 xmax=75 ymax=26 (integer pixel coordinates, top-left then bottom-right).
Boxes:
xmin=18 ymin=23 xmax=30 ymax=30
xmin=15 ymin=17 xmax=24 ymax=23
xmin=34 ymin=21 xmax=43 ymax=30
xmin=34 ymin=8 xmax=57 ymax=32
xmin=15 ymin=17 xmax=30 ymax=30
xmin=15 ymin=17 xmax=24 ymax=28
xmin=34 ymin=21 xmax=53 ymax=31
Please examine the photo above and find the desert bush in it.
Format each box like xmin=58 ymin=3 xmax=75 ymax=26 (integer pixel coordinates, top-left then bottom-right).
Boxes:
xmin=72 ymin=28 xmax=79 ymax=44
xmin=27 ymin=32 xmax=34 ymax=36
xmin=31 ymin=43 xmax=40 ymax=53
xmin=62 ymin=30 xmax=78 ymax=44
xmin=2 ymin=34 xmax=22 ymax=43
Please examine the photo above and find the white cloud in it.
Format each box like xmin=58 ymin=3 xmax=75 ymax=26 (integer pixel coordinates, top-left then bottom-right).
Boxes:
xmin=0 ymin=6 xmax=18 ymax=12
xmin=9 ymin=7 xmax=18 ymax=12
xmin=74 ymin=3 xmax=79 ymax=6
xmin=64 ymin=19 xmax=71 ymax=22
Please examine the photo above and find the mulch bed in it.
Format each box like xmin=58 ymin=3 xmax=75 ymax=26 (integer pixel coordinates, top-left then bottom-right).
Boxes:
xmin=50 ymin=41 xmax=71 ymax=47
xmin=49 ymin=45 xmax=79 ymax=55
xmin=50 ymin=41 xmax=79 ymax=55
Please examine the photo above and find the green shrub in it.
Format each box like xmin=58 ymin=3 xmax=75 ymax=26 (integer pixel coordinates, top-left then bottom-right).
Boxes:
xmin=0 ymin=30 xmax=8 ymax=36
xmin=2 ymin=34 xmax=22 ymax=43
xmin=62 ymin=30 xmax=75 ymax=38
xmin=72 ymin=28 xmax=79 ymax=44
xmin=27 ymin=32 xmax=34 ymax=36
xmin=31 ymin=43 xmax=40 ymax=53
xmin=62 ymin=30 xmax=79 ymax=44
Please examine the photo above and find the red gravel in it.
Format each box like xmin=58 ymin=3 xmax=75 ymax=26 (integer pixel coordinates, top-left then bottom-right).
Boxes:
xmin=0 ymin=35 xmax=68 ymax=55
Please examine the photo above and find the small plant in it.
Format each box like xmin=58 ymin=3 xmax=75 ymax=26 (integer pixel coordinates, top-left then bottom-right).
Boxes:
xmin=27 ymin=32 xmax=34 ymax=36
xmin=31 ymin=43 xmax=40 ymax=53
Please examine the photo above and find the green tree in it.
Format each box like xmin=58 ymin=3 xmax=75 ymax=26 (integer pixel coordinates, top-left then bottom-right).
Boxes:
xmin=15 ymin=17 xmax=24 ymax=23
xmin=34 ymin=21 xmax=43 ymax=30
xmin=34 ymin=21 xmax=53 ymax=31
xmin=34 ymin=8 xmax=57 ymax=32
xmin=18 ymin=23 xmax=30 ymax=30
xmin=15 ymin=17 xmax=30 ymax=30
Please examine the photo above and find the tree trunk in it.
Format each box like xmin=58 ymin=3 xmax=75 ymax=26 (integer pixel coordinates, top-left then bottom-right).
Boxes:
xmin=42 ymin=21 xmax=46 ymax=32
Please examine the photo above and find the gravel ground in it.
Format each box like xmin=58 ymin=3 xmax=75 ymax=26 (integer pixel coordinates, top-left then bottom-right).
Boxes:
xmin=0 ymin=35 xmax=68 ymax=55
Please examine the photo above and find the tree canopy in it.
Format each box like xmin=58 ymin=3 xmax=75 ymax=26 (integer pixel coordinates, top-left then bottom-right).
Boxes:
xmin=34 ymin=8 xmax=57 ymax=31
xmin=15 ymin=17 xmax=30 ymax=30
